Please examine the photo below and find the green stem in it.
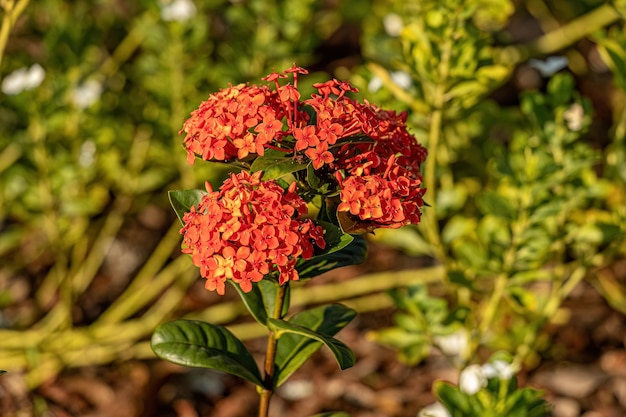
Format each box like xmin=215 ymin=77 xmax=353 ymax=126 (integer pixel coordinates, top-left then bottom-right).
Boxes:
xmin=258 ymin=283 xmax=288 ymax=417
xmin=0 ymin=0 xmax=29 ymax=69
xmin=497 ymin=3 xmax=622 ymax=65
xmin=421 ymin=36 xmax=454 ymax=263
xmin=366 ymin=62 xmax=430 ymax=114
xmin=479 ymin=273 xmax=507 ymax=336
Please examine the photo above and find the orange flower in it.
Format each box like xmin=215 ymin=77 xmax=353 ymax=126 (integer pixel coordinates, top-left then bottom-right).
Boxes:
xmin=305 ymin=142 xmax=334 ymax=169
xmin=180 ymin=171 xmax=326 ymax=294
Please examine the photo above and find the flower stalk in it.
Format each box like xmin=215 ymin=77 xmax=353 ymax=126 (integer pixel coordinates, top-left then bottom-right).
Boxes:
xmin=259 ymin=283 xmax=288 ymax=417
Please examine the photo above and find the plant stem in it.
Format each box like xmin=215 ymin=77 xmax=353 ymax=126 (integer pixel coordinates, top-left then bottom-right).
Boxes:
xmin=497 ymin=3 xmax=621 ymax=65
xmin=479 ymin=273 xmax=507 ymax=336
xmin=258 ymin=283 xmax=288 ymax=417
xmin=421 ymin=35 xmax=453 ymax=263
xmin=0 ymin=0 xmax=29 ymax=69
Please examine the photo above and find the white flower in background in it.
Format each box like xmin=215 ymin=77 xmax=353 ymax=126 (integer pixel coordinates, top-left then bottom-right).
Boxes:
xmin=368 ymin=70 xmax=412 ymax=93
xmin=71 ymin=79 xmax=103 ymax=109
xmin=390 ymin=70 xmax=412 ymax=90
xmin=368 ymin=76 xmax=383 ymax=93
xmin=528 ymin=56 xmax=568 ymax=77
xmin=459 ymin=364 xmax=487 ymax=395
xmin=2 ymin=64 xmax=46 ymax=95
xmin=79 ymin=141 xmax=96 ymax=168
xmin=564 ymin=103 xmax=584 ymax=131
xmin=278 ymin=379 xmax=314 ymax=401
xmin=160 ymin=0 xmax=196 ymax=22
xmin=434 ymin=329 xmax=469 ymax=357
xmin=383 ymin=13 xmax=404 ymax=37
xmin=418 ymin=402 xmax=451 ymax=417
xmin=482 ymin=360 xmax=516 ymax=380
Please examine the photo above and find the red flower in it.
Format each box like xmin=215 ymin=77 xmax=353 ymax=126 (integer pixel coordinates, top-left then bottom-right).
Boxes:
xmin=293 ymin=125 xmax=320 ymax=151
xmin=305 ymin=142 xmax=334 ymax=169
xmin=180 ymin=84 xmax=285 ymax=163
xmin=336 ymin=147 xmax=426 ymax=231
xmin=180 ymin=171 xmax=326 ymax=294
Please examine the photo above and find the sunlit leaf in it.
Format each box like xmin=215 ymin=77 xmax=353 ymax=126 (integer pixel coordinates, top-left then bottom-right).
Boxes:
xmin=274 ymin=303 xmax=356 ymax=387
xmin=269 ymin=317 xmax=355 ymax=374
xmin=433 ymin=381 xmax=473 ymax=415
xmin=151 ymin=320 xmax=264 ymax=386
xmin=250 ymin=149 xmax=307 ymax=180
xmin=168 ymin=189 xmax=206 ymax=225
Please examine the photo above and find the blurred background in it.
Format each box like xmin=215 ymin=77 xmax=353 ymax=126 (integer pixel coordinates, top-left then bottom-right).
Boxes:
xmin=1 ymin=0 xmax=626 ymax=416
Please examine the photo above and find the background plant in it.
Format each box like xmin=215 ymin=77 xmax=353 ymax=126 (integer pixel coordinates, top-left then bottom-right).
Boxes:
xmin=358 ymin=0 xmax=626 ymax=414
xmin=0 ymin=0 xmax=379 ymax=389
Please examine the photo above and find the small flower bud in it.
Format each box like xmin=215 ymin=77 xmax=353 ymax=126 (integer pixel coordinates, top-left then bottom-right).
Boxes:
xmin=418 ymin=402 xmax=451 ymax=417
xmin=459 ymin=364 xmax=487 ymax=395
xmin=482 ymin=360 xmax=516 ymax=380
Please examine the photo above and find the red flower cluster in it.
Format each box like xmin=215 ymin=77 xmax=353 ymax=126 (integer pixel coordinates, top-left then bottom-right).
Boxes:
xmin=180 ymin=65 xmax=427 ymax=228
xmin=333 ymin=107 xmax=427 ymax=231
xmin=180 ymin=171 xmax=326 ymax=294
xmin=181 ymin=83 xmax=285 ymax=164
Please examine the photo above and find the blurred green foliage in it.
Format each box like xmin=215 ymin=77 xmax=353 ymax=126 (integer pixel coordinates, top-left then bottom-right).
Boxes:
xmin=0 ymin=0 xmax=370 ymax=387
xmin=362 ymin=0 xmax=626 ymax=372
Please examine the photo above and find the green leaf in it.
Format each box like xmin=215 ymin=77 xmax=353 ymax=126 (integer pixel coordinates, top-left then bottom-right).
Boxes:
xmin=274 ymin=304 xmax=356 ymax=387
xmin=476 ymin=191 xmax=516 ymax=219
xmin=296 ymin=233 xmax=366 ymax=279
xmin=442 ymin=216 xmax=476 ymax=244
xmin=319 ymin=220 xmax=355 ymax=254
xmin=269 ymin=316 xmax=355 ymax=375
xmin=448 ymin=270 xmax=479 ymax=292
xmin=503 ymin=387 xmax=548 ymax=417
xmin=309 ymin=413 xmax=350 ymax=417
xmin=250 ymin=149 xmax=308 ymax=180
xmin=451 ymin=240 xmax=487 ymax=270
xmin=230 ymin=280 xmax=269 ymax=325
xmin=547 ymin=73 xmax=574 ymax=107
xmin=232 ymin=279 xmax=291 ymax=325
xmin=368 ymin=327 xmax=429 ymax=365
xmin=433 ymin=381 xmax=473 ymax=416
xmin=306 ymin=164 xmax=338 ymax=195
xmin=369 ymin=226 xmax=433 ymax=257
xmin=151 ymin=320 xmax=264 ymax=386
xmin=168 ymin=189 xmax=206 ymax=225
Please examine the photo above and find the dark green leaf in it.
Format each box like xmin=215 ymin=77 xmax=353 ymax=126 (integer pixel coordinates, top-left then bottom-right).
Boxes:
xmin=168 ymin=189 xmax=206 ymax=225
xmin=329 ymin=134 xmax=375 ymax=150
xmin=151 ymin=320 xmax=264 ymax=386
xmin=274 ymin=304 xmax=356 ymax=386
xmin=296 ymin=232 xmax=366 ymax=279
xmin=448 ymin=270 xmax=479 ymax=292
xmin=269 ymin=317 xmax=355 ymax=374
xmin=319 ymin=221 xmax=354 ymax=253
xmin=306 ymin=164 xmax=338 ymax=195
xmin=250 ymin=149 xmax=307 ymax=180
xmin=230 ymin=281 xmax=268 ymax=325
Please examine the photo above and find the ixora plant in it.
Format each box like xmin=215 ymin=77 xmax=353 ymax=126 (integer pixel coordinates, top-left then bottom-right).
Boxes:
xmin=150 ymin=64 xmax=427 ymax=417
